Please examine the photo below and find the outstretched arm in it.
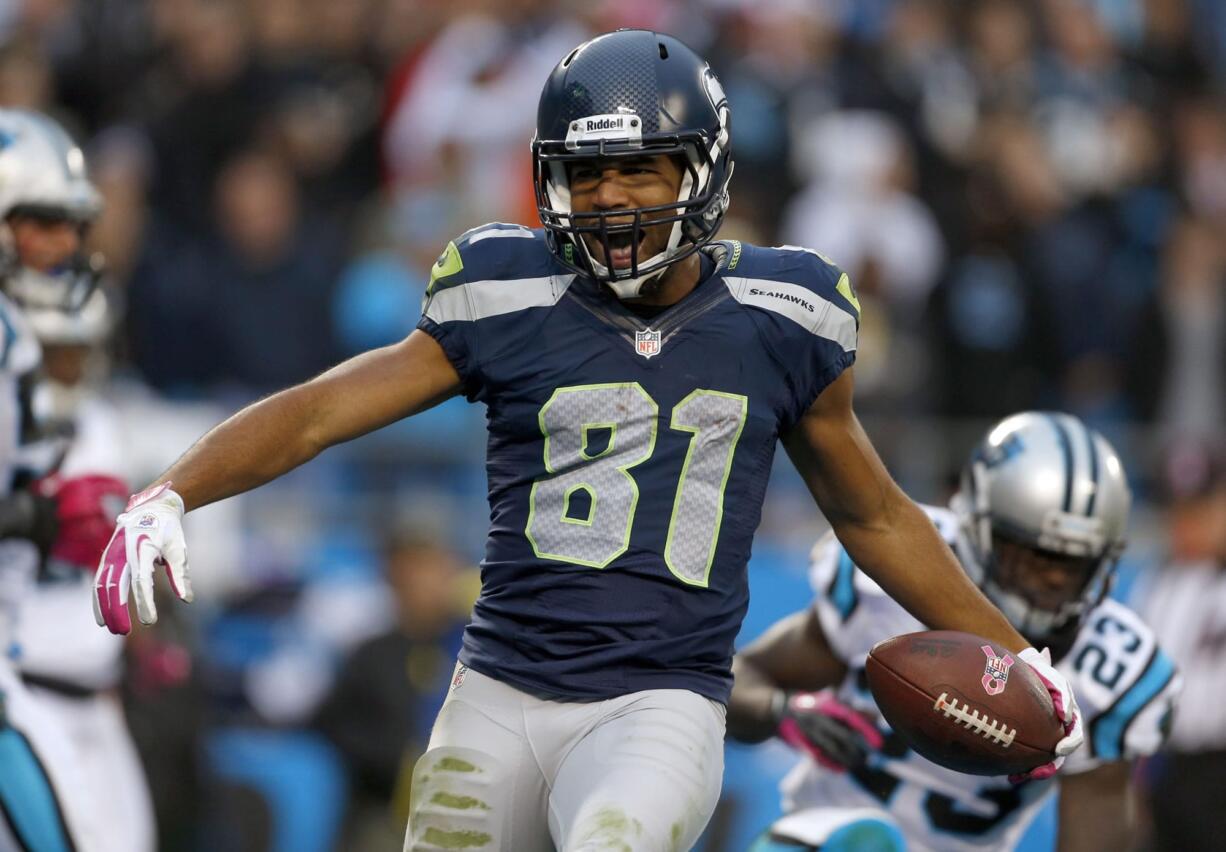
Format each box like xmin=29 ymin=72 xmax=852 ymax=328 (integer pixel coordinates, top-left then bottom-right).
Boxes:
xmin=95 ymin=330 xmax=463 ymax=633
xmin=782 ymin=368 xmax=1026 ymax=652
xmin=159 ymin=329 xmax=462 ymax=511
xmin=784 ymin=368 xmax=1083 ymax=777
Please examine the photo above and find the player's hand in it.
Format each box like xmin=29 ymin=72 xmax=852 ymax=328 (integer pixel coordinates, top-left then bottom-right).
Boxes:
xmin=93 ymin=482 xmax=192 ymax=635
xmin=1012 ymin=646 xmax=1083 ymax=781
xmin=775 ymin=689 xmax=884 ymax=772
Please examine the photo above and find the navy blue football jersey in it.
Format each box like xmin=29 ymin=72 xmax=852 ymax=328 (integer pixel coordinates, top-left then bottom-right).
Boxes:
xmin=417 ymin=223 xmax=859 ymax=703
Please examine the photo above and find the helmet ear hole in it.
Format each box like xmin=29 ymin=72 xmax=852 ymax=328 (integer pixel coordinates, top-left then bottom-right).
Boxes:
xmin=658 ymin=43 xmax=669 ymax=59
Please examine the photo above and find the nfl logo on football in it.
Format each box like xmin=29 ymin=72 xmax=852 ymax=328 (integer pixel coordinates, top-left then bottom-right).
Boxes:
xmin=980 ymin=644 xmax=1014 ymax=696
xmin=635 ymin=328 xmax=662 ymax=359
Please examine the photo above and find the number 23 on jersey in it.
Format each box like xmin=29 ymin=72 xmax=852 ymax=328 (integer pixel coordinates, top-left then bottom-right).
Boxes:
xmin=526 ymin=383 xmax=747 ymax=588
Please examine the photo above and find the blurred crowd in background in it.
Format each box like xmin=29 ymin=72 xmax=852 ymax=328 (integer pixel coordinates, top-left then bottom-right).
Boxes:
xmin=4 ymin=0 xmax=1225 ymax=849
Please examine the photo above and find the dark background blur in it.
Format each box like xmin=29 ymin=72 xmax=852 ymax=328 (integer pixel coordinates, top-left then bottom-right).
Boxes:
xmin=10 ymin=0 xmax=1225 ymax=849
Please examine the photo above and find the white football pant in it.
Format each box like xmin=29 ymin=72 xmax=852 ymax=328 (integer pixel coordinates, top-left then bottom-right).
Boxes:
xmin=405 ymin=664 xmax=725 ymax=851
xmin=23 ymin=687 xmax=155 ymax=852
xmin=0 ymin=663 xmax=103 ymax=852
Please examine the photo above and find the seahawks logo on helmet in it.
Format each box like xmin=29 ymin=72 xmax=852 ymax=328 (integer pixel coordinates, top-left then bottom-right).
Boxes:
xmin=702 ymin=66 xmax=728 ymax=114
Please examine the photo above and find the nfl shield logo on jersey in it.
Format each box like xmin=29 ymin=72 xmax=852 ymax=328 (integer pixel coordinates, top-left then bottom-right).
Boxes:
xmin=635 ymin=328 xmax=662 ymax=359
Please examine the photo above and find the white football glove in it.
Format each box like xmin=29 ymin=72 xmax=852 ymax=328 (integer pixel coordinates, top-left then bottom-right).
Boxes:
xmin=1012 ymin=646 xmax=1084 ymax=781
xmin=93 ymin=482 xmax=192 ymax=635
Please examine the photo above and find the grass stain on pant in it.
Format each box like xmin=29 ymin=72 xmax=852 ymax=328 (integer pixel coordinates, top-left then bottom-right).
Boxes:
xmin=572 ymin=807 xmax=642 ymax=851
xmin=422 ymin=827 xmax=494 ymax=849
xmin=435 ymin=757 xmax=480 ymax=773
xmin=431 ymin=792 xmax=490 ymax=810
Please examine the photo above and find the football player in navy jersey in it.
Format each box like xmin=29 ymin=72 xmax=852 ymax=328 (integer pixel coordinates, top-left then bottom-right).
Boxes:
xmin=94 ymin=31 xmax=1081 ymax=851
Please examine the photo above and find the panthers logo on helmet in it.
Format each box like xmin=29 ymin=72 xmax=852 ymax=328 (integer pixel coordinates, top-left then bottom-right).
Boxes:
xmin=977 ymin=432 xmax=1024 ymax=469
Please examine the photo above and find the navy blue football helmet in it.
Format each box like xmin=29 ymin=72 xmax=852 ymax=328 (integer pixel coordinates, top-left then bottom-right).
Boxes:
xmin=532 ymin=30 xmax=733 ymax=298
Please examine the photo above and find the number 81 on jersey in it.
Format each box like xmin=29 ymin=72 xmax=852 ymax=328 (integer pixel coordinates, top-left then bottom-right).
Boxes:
xmin=526 ymin=383 xmax=747 ymax=588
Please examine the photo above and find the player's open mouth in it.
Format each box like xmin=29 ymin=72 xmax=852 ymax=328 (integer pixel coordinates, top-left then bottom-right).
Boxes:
xmin=605 ymin=228 xmax=648 ymax=269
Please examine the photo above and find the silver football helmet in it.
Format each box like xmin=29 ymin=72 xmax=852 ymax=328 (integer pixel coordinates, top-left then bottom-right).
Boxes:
xmin=951 ymin=412 xmax=1131 ymax=649
xmin=0 ymin=109 xmax=103 ymax=311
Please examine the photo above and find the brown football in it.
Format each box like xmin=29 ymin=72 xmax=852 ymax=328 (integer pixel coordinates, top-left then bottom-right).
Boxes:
xmin=865 ymin=630 xmax=1063 ymax=776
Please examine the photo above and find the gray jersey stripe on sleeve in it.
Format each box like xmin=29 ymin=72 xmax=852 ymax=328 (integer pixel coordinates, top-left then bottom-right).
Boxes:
xmin=466 ymin=225 xmax=537 ymax=245
xmin=723 ymin=276 xmax=856 ymax=351
xmin=425 ymin=274 xmax=575 ymax=324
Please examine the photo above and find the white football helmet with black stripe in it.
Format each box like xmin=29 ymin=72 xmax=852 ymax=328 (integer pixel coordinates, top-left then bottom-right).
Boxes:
xmin=951 ymin=412 xmax=1131 ymax=652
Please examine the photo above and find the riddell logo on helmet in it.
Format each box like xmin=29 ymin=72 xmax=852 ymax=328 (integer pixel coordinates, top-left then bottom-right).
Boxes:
xmin=565 ymin=113 xmax=643 ymax=150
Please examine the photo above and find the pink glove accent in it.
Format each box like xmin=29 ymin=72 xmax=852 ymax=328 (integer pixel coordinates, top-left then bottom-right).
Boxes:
xmin=1011 ymin=647 xmax=1085 ymax=782
xmin=1009 ymin=763 xmax=1061 ymax=784
xmin=37 ymin=474 xmax=129 ymax=569
xmin=93 ymin=482 xmax=188 ymax=635
xmin=125 ymin=481 xmax=173 ymax=513
xmin=1029 ymin=666 xmax=1073 ymax=735
xmin=96 ymin=527 xmax=133 ymax=634
xmin=777 ymin=691 xmax=884 ymax=771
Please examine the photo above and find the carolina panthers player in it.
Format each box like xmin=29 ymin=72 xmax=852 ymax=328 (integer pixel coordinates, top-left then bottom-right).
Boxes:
xmin=17 ymin=287 xmax=157 ymax=852
xmin=94 ymin=31 xmax=1080 ymax=851
xmin=728 ymin=412 xmax=1182 ymax=852
xmin=0 ymin=108 xmax=107 ymax=852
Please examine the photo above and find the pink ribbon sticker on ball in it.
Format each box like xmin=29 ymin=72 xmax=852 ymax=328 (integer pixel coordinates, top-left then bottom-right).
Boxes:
xmin=980 ymin=644 xmax=1015 ymax=696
